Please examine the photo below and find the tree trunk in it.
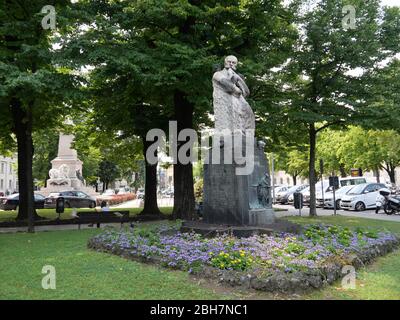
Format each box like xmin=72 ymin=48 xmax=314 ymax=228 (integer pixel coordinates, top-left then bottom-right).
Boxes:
xmin=383 ymin=162 xmax=396 ymax=185
xmin=172 ymin=89 xmax=195 ymax=220
xmin=134 ymin=172 xmax=139 ymax=192
xmin=11 ymin=99 xmax=42 ymax=231
xmin=140 ymin=137 xmax=161 ymax=215
xmin=292 ymin=175 xmax=297 ymax=186
xmin=374 ymin=167 xmax=380 ymax=183
xmin=389 ymin=163 xmax=396 ymax=184
xmin=339 ymin=164 xmax=347 ymax=178
xmin=308 ymin=123 xmax=317 ymax=217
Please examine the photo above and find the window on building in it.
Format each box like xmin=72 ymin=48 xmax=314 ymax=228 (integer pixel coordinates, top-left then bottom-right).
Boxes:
xmin=0 ymin=179 xmax=3 ymax=189
xmin=280 ymin=178 xmax=283 ymax=185
xmin=273 ymin=178 xmax=277 ymax=185
xmin=287 ymin=178 xmax=290 ymax=185
xmin=9 ymin=180 xmax=12 ymax=189
xmin=0 ymin=163 xmax=4 ymax=174
xmin=9 ymin=165 xmax=12 ymax=174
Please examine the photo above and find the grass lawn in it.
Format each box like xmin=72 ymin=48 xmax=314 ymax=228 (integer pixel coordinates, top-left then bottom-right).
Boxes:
xmin=0 ymin=207 xmax=173 ymax=223
xmin=284 ymin=215 xmax=400 ymax=300
xmin=0 ymin=215 xmax=399 ymax=299
xmin=0 ymin=226 xmax=224 ymax=300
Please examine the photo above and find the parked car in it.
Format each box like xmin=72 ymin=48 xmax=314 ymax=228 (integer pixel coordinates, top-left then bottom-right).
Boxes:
xmin=274 ymin=186 xmax=291 ymax=203
xmin=277 ymin=184 xmax=308 ymax=204
xmin=295 ymin=178 xmax=369 ymax=208
xmin=273 ymin=185 xmax=289 ymax=196
xmin=0 ymin=193 xmax=46 ymax=211
xmin=340 ymin=183 xmax=387 ymax=211
xmin=299 ymin=180 xmax=336 ymax=207
xmin=339 ymin=176 xmax=367 ymax=187
xmin=116 ymin=188 xmax=129 ymax=195
xmin=102 ymin=189 xmax=116 ymax=196
xmin=136 ymin=188 xmax=145 ymax=199
xmin=44 ymin=191 xmax=97 ymax=209
xmin=161 ymin=187 xmax=174 ymax=198
xmin=288 ymin=186 xmax=311 ymax=205
xmin=316 ymin=185 xmax=355 ymax=209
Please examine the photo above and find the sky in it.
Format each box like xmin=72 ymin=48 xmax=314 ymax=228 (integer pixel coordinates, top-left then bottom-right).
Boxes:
xmin=284 ymin=0 xmax=400 ymax=7
xmin=381 ymin=0 xmax=400 ymax=6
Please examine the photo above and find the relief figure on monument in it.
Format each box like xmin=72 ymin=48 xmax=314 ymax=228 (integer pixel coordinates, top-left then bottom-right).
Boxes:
xmin=49 ymin=164 xmax=70 ymax=186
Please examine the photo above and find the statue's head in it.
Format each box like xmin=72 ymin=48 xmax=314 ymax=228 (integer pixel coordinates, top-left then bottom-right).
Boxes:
xmin=224 ymin=55 xmax=238 ymax=70
xmin=257 ymin=140 xmax=266 ymax=149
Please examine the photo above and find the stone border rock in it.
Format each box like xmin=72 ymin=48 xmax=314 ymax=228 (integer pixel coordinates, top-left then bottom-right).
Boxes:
xmin=197 ymin=237 xmax=399 ymax=293
xmin=87 ymin=235 xmax=399 ymax=294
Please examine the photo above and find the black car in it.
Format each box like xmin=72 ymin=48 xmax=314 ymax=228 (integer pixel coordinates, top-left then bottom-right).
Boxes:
xmin=0 ymin=193 xmax=46 ymax=211
xmin=44 ymin=191 xmax=97 ymax=209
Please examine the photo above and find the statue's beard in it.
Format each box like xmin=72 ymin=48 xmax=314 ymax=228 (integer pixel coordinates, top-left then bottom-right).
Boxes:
xmin=226 ymin=67 xmax=236 ymax=78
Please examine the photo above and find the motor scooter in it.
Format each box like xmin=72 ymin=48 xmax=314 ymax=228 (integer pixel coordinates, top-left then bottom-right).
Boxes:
xmin=379 ymin=188 xmax=400 ymax=215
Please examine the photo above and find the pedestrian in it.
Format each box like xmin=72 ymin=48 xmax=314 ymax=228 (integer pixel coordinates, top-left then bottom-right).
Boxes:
xmin=101 ymin=200 xmax=110 ymax=212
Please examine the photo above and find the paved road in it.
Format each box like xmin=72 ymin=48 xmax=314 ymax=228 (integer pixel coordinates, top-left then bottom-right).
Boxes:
xmin=273 ymin=204 xmax=400 ymax=222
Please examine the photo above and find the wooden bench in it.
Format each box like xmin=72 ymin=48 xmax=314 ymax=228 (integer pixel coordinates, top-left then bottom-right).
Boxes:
xmin=75 ymin=210 xmax=130 ymax=229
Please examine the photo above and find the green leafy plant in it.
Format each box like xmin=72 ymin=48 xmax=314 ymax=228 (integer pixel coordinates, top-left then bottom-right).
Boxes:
xmin=210 ymin=250 xmax=254 ymax=271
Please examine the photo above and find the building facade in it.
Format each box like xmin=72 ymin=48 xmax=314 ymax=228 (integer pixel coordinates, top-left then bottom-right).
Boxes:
xmin=0 ymin=155 xmax=18 ymax=196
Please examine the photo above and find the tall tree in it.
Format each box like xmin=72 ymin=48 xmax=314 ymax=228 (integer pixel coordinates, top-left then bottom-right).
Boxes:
xmin=97 ymin=160 xmax=119 ymax=191
xmin=0 ymin=1 xmax=78 ymax=231
xmin=116 ymin=0 xmax=297 ymax=220
xmin=317 ymin=129 xmax=349 ymax=177
xmin=336 ymin=127 xmax=400 ymax=184
xmin=274 ymin=149 xmax=309 ymax=185
xmin=61 ymin=0 xmax=297 ymax=220
xmin=277 ymin=0 xmax=400 ymax=216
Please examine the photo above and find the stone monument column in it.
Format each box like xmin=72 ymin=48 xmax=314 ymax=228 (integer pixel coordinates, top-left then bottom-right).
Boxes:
xmin=40 ymin=132 xmax=97 ymax=196
xmin=203 ymin=55 xmax=274 ymax=226
xmin=49 ymin=133 xmax=83 ymax=190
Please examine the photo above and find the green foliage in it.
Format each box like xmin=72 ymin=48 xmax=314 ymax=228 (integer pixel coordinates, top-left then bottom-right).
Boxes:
xmin=193 ymin=161 xmax=204 ymax=180
xmin=327 ymin=126 xmax=400 ymax=183
xmin=284 ymin=242 xmax=306 ymax=255
xmin=302 ymin=224 xmax=381 ymax=250
xmin=98 ymin=160 xmax=120 ymax=189
xmin=262 ymin=0 xmax=400 ymax=215
xmin=274 ymin=148 xmax=310 ymax=181
xmin=210 ymin=249 xmax=254 ymax=271
xmin=317 ymin=129 xmax=348 ymax=175
xmin=194 ymin=178 xmax=203 ymax=202
xmin=0 ymin=0 xmax=82 ymax=136
xmin=32 ymin=129 xmax=59 ymax=186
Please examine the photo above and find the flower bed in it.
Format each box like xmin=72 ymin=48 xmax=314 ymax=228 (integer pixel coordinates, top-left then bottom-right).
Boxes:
xmin=96 ymin=193 xmax=136 ymax=206
xmin=88 ymin=223 xmax=399 ymax=293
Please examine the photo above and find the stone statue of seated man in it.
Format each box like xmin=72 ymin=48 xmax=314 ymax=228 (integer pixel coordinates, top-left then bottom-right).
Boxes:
xmin=212 ymin=55 xmax=255 ymax=135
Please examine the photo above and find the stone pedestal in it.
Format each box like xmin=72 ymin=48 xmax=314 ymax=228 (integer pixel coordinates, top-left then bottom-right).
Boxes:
xmin=203 ymin=138 xmax=274 ymax=226
xmin=40 ymin=133 xmax=97 ymax=196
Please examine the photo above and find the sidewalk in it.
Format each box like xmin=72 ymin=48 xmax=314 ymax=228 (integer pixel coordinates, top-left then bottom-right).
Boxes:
xmin=113 ymin=198 xmax=174 ymax=208
xmin=2 ymin=203 xmax=399 ymax=234
xmin=0 ymin=222 xmax=133 ymax=234
xmin=273 ymin=204 xmax=400 ymax=222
